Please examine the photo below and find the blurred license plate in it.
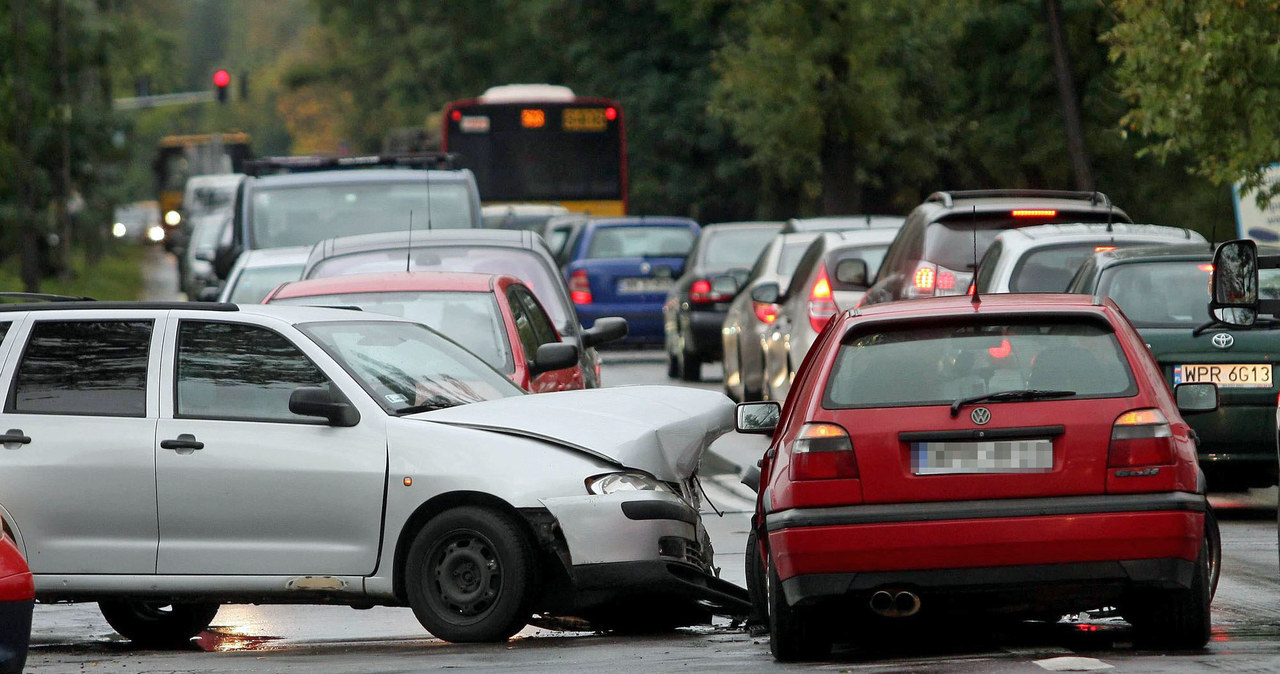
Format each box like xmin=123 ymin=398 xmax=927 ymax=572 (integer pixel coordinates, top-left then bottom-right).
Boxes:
xmin=911 ymin=439 xmax=1053 ymax=475
xmin=1174 ymin=363 xmax=1272 ymax=388
xmin=618 ymin=277 xmax=673 ymax=294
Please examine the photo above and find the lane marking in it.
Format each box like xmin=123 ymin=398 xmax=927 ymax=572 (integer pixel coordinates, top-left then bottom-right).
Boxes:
xmin=1034 ymin=656 xmax=1114 ymax=671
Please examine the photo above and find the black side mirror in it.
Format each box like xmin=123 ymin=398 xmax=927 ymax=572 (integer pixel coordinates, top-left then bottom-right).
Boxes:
xmin=213 ymin=243 xmax=242 ymax=280
xmin=1210 ymin=239 xmax=1259 ymax=327
xmin=834 ymin=258 xmax=869 ymax=288
xmin=751 ymin=282 xmax=781 ymax=304
xmin=736 ymin=401 xmax=781 ymax=434
xmin=710 ymin=274 xmax=740 ymax=298
xmin=582 ymin=316 xmax=628 ymax=348
xmin=530 ymin=342 xmax=579 ymax=375
xmin=1175 ymin=383 xmax=1219 ymax=414
xmin=289 ymin=386 xmax=360 ymax=427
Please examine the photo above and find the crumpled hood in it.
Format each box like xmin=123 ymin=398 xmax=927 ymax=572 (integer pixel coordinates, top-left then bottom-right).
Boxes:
xmin=411 ymin=386 xmax=734 ymax=481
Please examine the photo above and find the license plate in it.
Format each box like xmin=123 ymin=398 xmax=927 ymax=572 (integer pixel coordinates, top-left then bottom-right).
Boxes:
xmin=911 ymin=439 xmax=1053 ymax=475
xmin=1174 ymin=363 xmax=1273 ymax=388
xmin=617 ymin=277 xmax=673 ymax=294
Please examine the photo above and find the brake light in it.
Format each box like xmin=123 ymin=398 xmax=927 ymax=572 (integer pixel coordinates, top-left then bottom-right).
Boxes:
xmin=1012 ymin=209 xmax=1057 ymax=217
xmin=808 ymin=267 xmax=838 ymax=331
xmin=790 ymin=423 xmax=858 ymax=480
xmin=753 ymin=302 xmax=778 ymax=324
xmin=914 ymin=266 xmax=936 ymax=292
xmin=569 ymin=270 xmax=593 ymax=304
xmin=1108 ymin=408 xmax=1174 ymax=468
xmin=988 ymin=339 xmax=1012 ymax=358
xmin=936 ymin=271 xmax=956 ymax=291
xmin=1095 ymin=245 xmax=1116 ymax=253
xmin=690 ymin=278 xmax=734 ymax=304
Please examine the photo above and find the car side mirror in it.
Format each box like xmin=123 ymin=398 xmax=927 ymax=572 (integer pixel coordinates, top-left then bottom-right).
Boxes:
xmin=1210 ymin=239 xmax=1259 ymax=327
xmin=582 ymin=316 xmax=628 ymax=348
xmin=834 ymin=258 xmax=869 ymax=288
xmin=736 ymin=401 xmax=781 ymax=435
xmin=196 ymin=286 xmax=221 ymax=302
xmin=530 ymin=342 xmax=579 ymax=375
xmin=213 ymin=243 xmax=242 ymax=280
xmin=710 ymin=274 xmax=740 ymax=298
xmin=750 ymin=282 xmax=781 ymax=304
xmin=1175 ymin=383 xmax=1219 ymax=414
xmin=289 ymin=386 xmax=360 ymax=427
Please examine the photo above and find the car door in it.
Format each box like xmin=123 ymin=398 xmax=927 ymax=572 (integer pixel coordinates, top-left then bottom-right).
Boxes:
xmin=154 ymin=316 xmax=387 ymax=575
xmin=0 ymin=313 xmax=162 ymax=574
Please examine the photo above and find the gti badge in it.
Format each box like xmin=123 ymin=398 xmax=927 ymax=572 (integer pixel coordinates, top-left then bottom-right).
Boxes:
xmin=970 ymin=407 xmax=991 ymax=425
xmin=1211 ymin=332 xmax=1234 ymax=350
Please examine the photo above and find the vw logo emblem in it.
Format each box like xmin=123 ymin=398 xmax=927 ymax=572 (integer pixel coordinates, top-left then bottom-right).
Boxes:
xmin=1211 ymin=333 xmax=1234 ymax=349
xmin=970 ymin=407 xmax=991 ymax=425
xmin=639 ymin=262 xmax=652 ymax=274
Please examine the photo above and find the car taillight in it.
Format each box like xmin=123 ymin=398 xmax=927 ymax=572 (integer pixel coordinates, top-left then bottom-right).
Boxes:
xmin=569 ymin=270 xmax=593 ymax=305
xmin=808 ymin=267 xmax=838 ymax=331
xmin=913 ymin=266 xmax=936 ymax=293
xmin=1108 ymin=408 xmax=1175 ymax=467
xmin=790 ymin=423 xmax=858 ymax=480
xmin=690 ymin=278 xmax=734 ymax=304
xmin=911 ymin=264 xmax=958 ymax=297
xmin=753 ymin=301 xmax=778 ymax=324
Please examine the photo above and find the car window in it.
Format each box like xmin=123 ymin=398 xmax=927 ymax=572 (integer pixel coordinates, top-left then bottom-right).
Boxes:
xmin=974 ymin=241 xmax=1002 ymax=292
xmin=1010 ymin=243 xmax=1124 ymax=293
xmin=784 ymin=239 xmax=826 ymax=299
xmin=1096 ymin=260 xmax=1280 ymax=328
xmin=824 ymin=319 xmax=1135 ymax=408
xmin=176 ymin=321 xmax=331 ymax=423
xmin=1065 ymin=255 xmax=1100 ymax=294
xmin=827 ymin=245 xmax=889 ymax=291
xmin=270 ymin=290 xmax=513 ymax=374
xmin=776 ymin=240 xmax=814 ymax=277
xmin=228 ymin=264 xmax=305 ymax=304
xmin=701 ymin=228 xmax=780 ymax=270
xmin=250 ymin=182 xmax=474 ymax=249
xmin=586 ymin=226 xmax=694 ymax=259
xmin=507 ymin=288 xmax=540 ymax=360
xmin=9 ymin=320 xmax=152 ymax=417
xmin=513 ymin=286 xmax=558 ymax=346
xmin=309 ymin=246 xmax=570 ymax=329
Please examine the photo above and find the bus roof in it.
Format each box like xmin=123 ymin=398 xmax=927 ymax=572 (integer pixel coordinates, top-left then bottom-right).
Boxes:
xmin=479 ymin=84 xmax=576 ymax=103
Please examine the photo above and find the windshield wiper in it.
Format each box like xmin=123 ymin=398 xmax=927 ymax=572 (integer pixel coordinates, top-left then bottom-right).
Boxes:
xmin=949 ymin=389 xmax=1076 ymax=417
xmin=395 ymin=397 xmax=461 ymax=415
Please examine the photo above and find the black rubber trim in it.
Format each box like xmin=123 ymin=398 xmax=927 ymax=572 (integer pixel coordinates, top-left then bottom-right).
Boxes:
xmin=571 ymin=560 xmax=751 ymax=616
xmin=765 ymin=491 xmax=1206 ymax=532
xmin=0 ymin=301 xmax=237 ymax=313
xmin=620 ymin=500 xmax=698 ymax=525
xmin=0 ymin=598 xmax=32 ymax=673
xmin=899 ymin=425 xmax=1066 ymax=442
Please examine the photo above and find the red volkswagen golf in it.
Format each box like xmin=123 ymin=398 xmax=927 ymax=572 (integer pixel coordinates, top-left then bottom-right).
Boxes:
xmin=738 ymin=293 xmax=1220 ymax=661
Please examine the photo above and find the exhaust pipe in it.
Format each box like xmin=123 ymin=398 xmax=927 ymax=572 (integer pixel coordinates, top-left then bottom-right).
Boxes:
xmin=868 ymin=588 xmax=921 ymax=617
xmin=893 ymin=591 xmax=921 ymax=617
xmin=869 ymin=590 xmax=894 ymax=614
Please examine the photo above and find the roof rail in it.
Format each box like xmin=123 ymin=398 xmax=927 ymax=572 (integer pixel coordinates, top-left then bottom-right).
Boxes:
xmin=925 ymin=189 xmax=1111 ymax=209
xmin=0 ymin=292 xmax=95 ymax=303
xmin=0 ymin=301 xmax=239 ymax=313
xmin=244 ymin=153 xmax=458 ymax=177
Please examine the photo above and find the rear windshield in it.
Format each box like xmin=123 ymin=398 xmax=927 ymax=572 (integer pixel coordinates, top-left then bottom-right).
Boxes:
xmin=824 ymin=320 xmax=1135 ymax=408
xmin=1097 ymin=260 xmax=1265 ymax=328
xmin=1011 ymin=243 xmax=1125 ymax=292
xmin=228 ymin=264 xmax=304 ymax=304
xmin=250 ymin=182 xmax=474 ymax=249
xmin=586 ymin=226 xmax=694 ymax=259
xmin=925 ymin=212 xmax=1116 ymax=270
xmin=701 ymin=228 xmax=780 ymax=270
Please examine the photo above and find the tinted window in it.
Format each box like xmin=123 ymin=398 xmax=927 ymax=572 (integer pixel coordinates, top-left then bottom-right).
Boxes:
xmin=228 ymin=264 xmax=304 ymax=303
xmin=776 ymin=241 xmax=814 ymax=277
xmin=507 ymin=288 xmax=539 ymax=359
xmin=1095 ymin=261 xmax=1280 ymax=327
xmin=270 ymin=290 xmax=513 ymax=373
xmin=701 ymin=228 xmax=781 ymax=270
xmin=1010 ymin=243 xmax=1119 ymax=292
xmin=10 ymin=321 xmax=152 ymax=416
xmin=586 ymin=226 xmax=694 ymax=259
xmin=923 ymin=211 xmax=1122 ymax=271
xmin=176 ymin=321 xmax=330 ymax=422
xmin=512 ymin=286 xmax=558 ymax=345
xmin=250 ymin=182 xmax=474 ymax=249
xmin=824 ymin=320 xmax=1134 ymax=408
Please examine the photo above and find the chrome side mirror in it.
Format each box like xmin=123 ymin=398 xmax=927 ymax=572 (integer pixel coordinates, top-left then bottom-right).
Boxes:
xmin=1210 ymin=239 xmax=1259 ymax=327
xmin=736 ymin=401 xmax=781 ymax=435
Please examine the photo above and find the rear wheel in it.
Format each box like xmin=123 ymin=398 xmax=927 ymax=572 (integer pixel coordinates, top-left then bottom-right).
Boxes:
xmin=767 ymin=559 xmax=830 ymax=661
xmin=744 ymin=529 xmax=767 ymax=630
xmin=1126 ymin=534 xmax=1211 ymax=650
xmin=667 ymin=352 xmax=678 ymax=378
xmin=1206 ymin=505 xmax=1221 ymax=600
xmin=98 ymin=600 xmax=219 ymax=647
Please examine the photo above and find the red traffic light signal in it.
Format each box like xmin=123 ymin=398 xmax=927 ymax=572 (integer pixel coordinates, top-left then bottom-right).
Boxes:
xmin=213 ymin=69 xmax=230 ymax=104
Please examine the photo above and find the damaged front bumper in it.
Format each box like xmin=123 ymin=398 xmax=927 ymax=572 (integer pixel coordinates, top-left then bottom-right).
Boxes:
xmin=536 ymin=491 xmax=750 ymax=619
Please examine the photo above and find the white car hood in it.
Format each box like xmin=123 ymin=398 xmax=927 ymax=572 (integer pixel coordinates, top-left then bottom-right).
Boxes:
xmin=411 ymin=386 xmax=734 ymax=481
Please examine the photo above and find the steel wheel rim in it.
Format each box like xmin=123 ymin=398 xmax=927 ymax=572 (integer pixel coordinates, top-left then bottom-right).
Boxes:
xmin=426 ymin=530 xmax=503 ymax=624
xmin=132 ymin=602 xmax=176 ymax=620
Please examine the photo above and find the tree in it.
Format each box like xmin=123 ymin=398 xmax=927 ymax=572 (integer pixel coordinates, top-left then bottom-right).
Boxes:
xmin=1106 ymin=0 xmax=1280 ymax=204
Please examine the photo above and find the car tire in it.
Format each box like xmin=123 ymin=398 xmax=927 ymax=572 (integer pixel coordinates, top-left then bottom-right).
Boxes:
xmin=405 ymin=507 xmax=536 ymax=643
xmin=98 ymin=600 xmax=219 ymax=647
xmin=745 ymin=529 xmax=768 ymax=630
xmin=667 ymin=352 xmax=679 ymax=378
xmin=767 ymin=558 xmax=829 ymax=661
xmin=1206 ymin=505 xmax=1221 ymax=600
xmin=1126 ymin=534 xmax=1211 ymax=650
xmin=678 ymin=348 xmax=701 ymax=382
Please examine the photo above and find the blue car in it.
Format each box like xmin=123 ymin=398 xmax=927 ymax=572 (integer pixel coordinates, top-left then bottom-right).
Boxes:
xmin=564 ymin=217 xmax=700 ymax=343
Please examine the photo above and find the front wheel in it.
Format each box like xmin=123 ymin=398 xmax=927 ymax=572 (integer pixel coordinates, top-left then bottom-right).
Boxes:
xmin=405 ymin=507 xmax=536 ymax=643
xmin=98 ymin=600 xmax=219 ymax=647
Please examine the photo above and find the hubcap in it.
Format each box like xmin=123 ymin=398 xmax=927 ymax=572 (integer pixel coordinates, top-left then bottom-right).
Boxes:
xmin=428 ymin=532 xmax=502 ymax=621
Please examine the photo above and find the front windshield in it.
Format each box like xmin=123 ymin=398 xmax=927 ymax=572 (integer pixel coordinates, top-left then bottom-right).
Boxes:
xmin=310 ymin=246 xmax=570 ymax=329
xmin=228 ymin=264 xmax=304 ymax=303
xmin=273 ymin=291 xmax=513 ymax=373
xmin=302 ymin=320 xmax=522 ymax=415
xmin=251 ymin=181 xmax=473 ymax=249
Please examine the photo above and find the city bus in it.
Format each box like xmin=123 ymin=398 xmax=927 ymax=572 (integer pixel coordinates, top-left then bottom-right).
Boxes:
xmin=153 ymin=132 xmax=252 ymax=234
xmin=441 ymin=85 xmax=627 ymax=216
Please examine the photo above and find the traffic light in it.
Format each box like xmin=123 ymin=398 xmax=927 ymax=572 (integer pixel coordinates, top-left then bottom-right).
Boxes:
xmin=213 ymin=69 xmax=231 ymax=104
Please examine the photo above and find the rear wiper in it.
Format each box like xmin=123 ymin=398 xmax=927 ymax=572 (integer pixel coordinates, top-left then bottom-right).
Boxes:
xmin=949 ymin=389 xmax=1076 ymax=417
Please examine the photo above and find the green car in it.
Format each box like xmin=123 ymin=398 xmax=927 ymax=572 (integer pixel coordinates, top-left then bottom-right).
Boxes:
xmin=1067 ymin=243 xmax=1280 ymax=491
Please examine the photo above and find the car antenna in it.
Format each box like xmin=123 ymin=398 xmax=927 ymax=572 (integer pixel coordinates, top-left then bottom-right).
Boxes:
xmin=405 ymin=210 xmax=414 ymax=273
xmin=970 ymin=205 xmax=981 ymax=305
xmin=865 ymin=213 xmax=871 ymax=228
xmin=1209 ymin=215 xmax=1220 ymax=251
xmin=1106 ymin=203 xmax=1115 ymax=245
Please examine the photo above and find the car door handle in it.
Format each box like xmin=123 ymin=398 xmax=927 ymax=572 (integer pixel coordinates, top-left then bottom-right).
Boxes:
xmin=0 ymin=429 xmax=31 ymax=446
xmin=161 ymin=434 xmax=204 ymax=451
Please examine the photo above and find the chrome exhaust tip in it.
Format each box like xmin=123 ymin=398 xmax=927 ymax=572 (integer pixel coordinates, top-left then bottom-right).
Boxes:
xmin=869 ymin=590 xmax=894 ymax=614
xmin=893 ymin=590 xmax=921 ymax=617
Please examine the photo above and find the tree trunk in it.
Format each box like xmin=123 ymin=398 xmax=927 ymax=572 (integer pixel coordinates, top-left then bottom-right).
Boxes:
xmin=1044 ymin=0 xmax=1095 ymax=192
xmin=820 ymin=126 xmax=861 ymax=215
xmin=53 ymin=0 xmax=73 ymax=275
xmin=12 ymin=0 xmax=41 ymax=293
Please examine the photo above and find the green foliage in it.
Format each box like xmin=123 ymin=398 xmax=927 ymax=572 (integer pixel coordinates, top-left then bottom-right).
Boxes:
xmin=1106 ymin=0 xmax=1280 ymax=205
xmin=0 ymin=243 xmax=149 ymax=299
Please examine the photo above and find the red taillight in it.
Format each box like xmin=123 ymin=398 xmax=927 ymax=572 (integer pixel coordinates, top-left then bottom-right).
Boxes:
xmin=605 ymin=107 xmax=618 ymax=121
xmin=690 ymin=278 xmax=734 ymax=304
xmin=1108 ymin=408 xmax=1175 ymax=468
xmin=753 ymin=302 xmax=778 ymax=324
xmin=808 ymin=267 xmax=838 ymax=331
xmin=1095 ymin=245 xmax=1116 ymax=253
xmin=1012 ymin=209 xmax=1057 ymax=217
xmin=449 ymin=109 xmax=462 ymax=122
xmin=569 ymin=270 xmax=593 ymax=305
xmin=914 ymin=266 xmax=936 ymax=291
xmin=936 ymin=271 xmax=956 ymax=291
xmin=790 ymin=423 xmax=858 ymax=480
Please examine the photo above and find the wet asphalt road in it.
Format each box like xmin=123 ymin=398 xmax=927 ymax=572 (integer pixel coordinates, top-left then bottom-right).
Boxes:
xmin=21 ymin=250 xmax=1280 ymax=672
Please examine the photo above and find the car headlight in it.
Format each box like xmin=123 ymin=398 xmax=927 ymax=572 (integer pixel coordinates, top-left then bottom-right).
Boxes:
xmin=585 ymin=471 xmax=675 ymax=496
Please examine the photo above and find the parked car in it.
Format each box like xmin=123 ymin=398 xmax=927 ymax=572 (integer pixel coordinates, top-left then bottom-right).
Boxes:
xmin=861 ymin=190 xmax=1131 ymax=305
xmin=214 ymin=154 xmax=482 ymax=280
xmin=1066 ymin=243 xmax=1280 ymax=491
xmin=973 ymin=223 xmax=1205 ymax=294
xmin=483 ymin=204 xmax=570 ymax=230
xmin=663 ymin=221 xmax=783 ymax=381
xmin=111 ymin=200 xmax=164 ymax=244
xmin=721 ymin=232 xmax=822 ymax=402
xmin=215 ymin=246 xmax=309 ymax=304
xmin=266 ymin=272 xmax=588 ymax=392
xmin=0 ymin=525 xmax=32 ymax=674
xmin=0 ymin=301 xmax=746 ymax=646
xmin=781 ymin=214 xmax=904 ymax=234
xmin=181 ymin=213 xmax=231 ymax=300
xmin=738 ymin=293 xmax=1220 ymax=660
xmin=175 ymin=173 xmax=244 ymax=284
xmin=543 ymin=214 xmax=591 ymax=268
xmin=563 ymin=217 xmax=700 ymax=344
xmin=757 ymin=226 xmax=902 ymax=400
xmin=302 ymin=229 xmax=626 ymax=387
